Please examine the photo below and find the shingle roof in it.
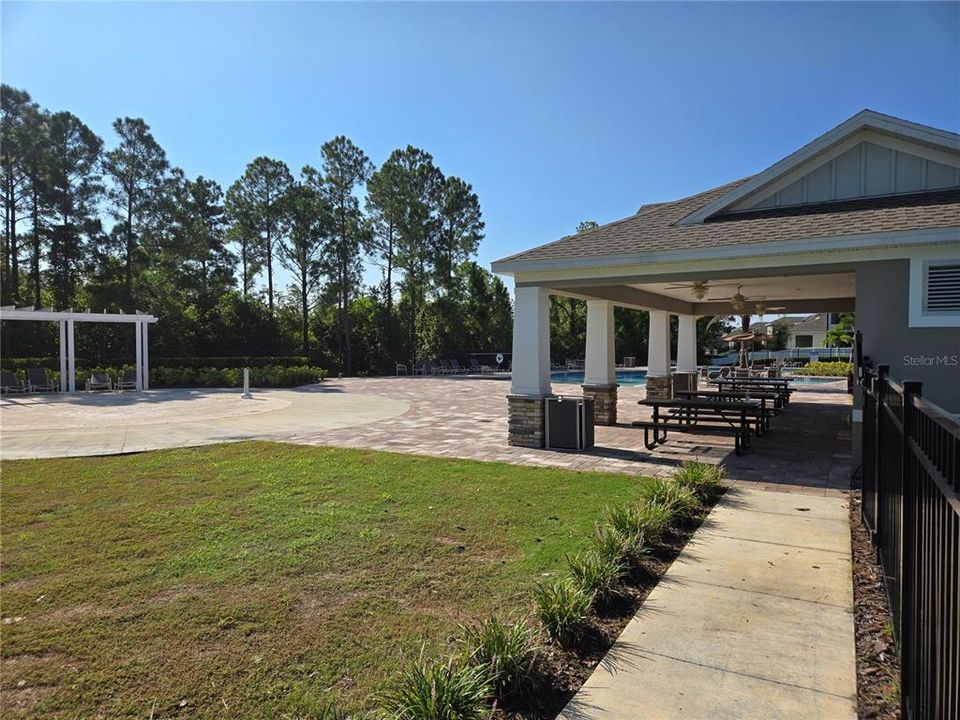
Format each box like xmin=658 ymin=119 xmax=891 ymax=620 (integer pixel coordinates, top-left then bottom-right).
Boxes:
xmin=789 ymin=313 xmax=831 ymax=333
xmin=493 ymin=183 xmax=960 ymax=268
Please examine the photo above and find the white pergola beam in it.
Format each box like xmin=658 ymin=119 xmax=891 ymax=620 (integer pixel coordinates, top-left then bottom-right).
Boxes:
xmin=67 ymin=319 xmax=76 ymax=392
xmin=0 ymin=309 xmax=158 ymax=324
xmin=59 ymin=321 xmax=67 ymax=392
xmin=135 ymin=322 xmax=143 ymax=391
xmin=142 ymin=322 xmax=149 ymax=390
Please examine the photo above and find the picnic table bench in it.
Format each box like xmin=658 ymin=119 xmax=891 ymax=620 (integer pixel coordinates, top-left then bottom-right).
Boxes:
xmin=674 ymin=389 xmax=778 ymax=432
xmin=633 ymin=397 xmax=761 ymax=455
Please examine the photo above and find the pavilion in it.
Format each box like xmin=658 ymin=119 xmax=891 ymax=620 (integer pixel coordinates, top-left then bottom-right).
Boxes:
xmin=492 ymin=110 xmax=960 ymax=448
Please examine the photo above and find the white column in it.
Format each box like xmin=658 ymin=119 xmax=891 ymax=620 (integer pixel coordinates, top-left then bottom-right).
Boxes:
xmin=59 ymin=321 xmax=68 ymax=392
xmin=677 ymin=314 xmax=698 ymax=372
xmin=584 ymin=299 xmax=616 ymax=386
xmin=135 ymin=321 xmax=143 ymax=391
xmin=142 ymin=322 xmax=149 ymax=390
xmin=647 ymin=310 xmax=671 ymax=377
xmin=66 ymin=319 xmax=76 ymax=393
xmin=510 ymin=286 xmax=551 ymax=396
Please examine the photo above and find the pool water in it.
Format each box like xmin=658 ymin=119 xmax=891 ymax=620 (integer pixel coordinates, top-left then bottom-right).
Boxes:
xmin=552 ymin=370 xmax=648 ymax=386
xmin=550 ymin=370 xmax=845 ymax=386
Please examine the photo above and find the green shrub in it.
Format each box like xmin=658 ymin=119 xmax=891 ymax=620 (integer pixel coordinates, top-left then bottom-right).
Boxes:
xmin=673 ymin=460 xmax=726 ymax=503
xmin=567 ymin=550 xmax=626 ymax=604
xmin=457 ymin=616 xmax=538 ymax=699
xmin=632 ymin=501 xmax=675 ymax=542
xmin=792 ymin=361 xmax=852 ymax=377
xmin=604 ymin=504 xmax=642 ymax=543
xmin=590 ymin=522 xmax=636 ymax=564
xmin=640 ymin=478 xmax=700 ymax=522
xmin=532 ymin=578 xmax=592 ymax=646
xmin=380 ymin=654 xmax=490 ymax=720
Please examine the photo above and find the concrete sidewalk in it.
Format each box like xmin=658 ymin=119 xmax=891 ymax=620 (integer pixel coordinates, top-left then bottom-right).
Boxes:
xmin=560 ymin=487 xmax=857 ymax=720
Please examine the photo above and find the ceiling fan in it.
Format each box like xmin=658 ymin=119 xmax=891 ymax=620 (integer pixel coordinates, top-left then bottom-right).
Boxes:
xmin=710 ymin=285 xmax=785 ymax=314
xmin=663 ymin=280 xmax=737 ymax=301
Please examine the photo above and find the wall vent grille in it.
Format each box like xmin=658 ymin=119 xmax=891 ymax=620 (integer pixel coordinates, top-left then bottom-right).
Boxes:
xmin=925 ymin=263 xmax=960 ymax=313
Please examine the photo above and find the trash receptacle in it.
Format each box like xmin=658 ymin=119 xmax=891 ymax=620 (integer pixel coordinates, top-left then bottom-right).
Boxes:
xmin=545 ymin=396 xmax=595 ymax=450
xmin=672 ymin=371 xmax=698 ymax=393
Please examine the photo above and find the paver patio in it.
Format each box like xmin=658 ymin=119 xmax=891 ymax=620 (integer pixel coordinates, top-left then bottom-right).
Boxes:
xmin=1 ymin=377 xmax=852 ymax=496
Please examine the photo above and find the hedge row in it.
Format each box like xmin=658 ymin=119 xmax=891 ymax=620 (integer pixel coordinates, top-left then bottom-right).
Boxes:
xmin=2 ymin=355 xmax=313 ymax=371
xmin=4 ymin=365 xmax=327 ymax=389
xmin=791 ymin=361 xmax=853 ymax=377
xmin=321 ymin=461 xmax=728 ymax=718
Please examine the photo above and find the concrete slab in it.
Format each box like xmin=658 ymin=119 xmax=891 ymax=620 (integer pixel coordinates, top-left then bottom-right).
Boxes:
xmin=559 ymin=486 xmax=857 ymax=720
xmin=0 ymin=387 xmax=409 ymax=459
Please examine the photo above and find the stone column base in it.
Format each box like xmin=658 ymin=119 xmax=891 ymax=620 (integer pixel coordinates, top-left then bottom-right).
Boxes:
xmin=646 ymin=374 xmax=673 ymax=400
xmin=507 ymin=395 xmax=546 ymax=448
xmin=581 ymin=384 xmax=618 ymax=425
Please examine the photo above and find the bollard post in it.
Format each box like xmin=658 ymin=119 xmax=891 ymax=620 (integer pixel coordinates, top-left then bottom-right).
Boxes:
xmin=241 ymin=367 xmax=252 ymax=399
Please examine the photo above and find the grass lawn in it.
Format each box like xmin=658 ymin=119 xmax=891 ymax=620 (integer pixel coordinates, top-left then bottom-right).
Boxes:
xmin=1 ymin=441 xmax=649 ymax=718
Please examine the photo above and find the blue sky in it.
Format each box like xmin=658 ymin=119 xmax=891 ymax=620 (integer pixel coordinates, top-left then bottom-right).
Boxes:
xmin=3 ymin=1 xmax=958 ymax=292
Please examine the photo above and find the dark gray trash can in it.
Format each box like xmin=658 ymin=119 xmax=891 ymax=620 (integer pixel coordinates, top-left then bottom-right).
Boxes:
xmin=545 ymin=396 xmax=595 ymax=451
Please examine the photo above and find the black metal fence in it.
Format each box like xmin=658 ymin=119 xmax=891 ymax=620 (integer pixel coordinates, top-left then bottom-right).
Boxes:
xmin=860 ymin=363 xmax=959 ymax=720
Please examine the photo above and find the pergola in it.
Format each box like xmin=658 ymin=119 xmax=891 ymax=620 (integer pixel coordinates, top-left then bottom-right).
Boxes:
xmin=0 ymin=307 xmax=158 ymax=393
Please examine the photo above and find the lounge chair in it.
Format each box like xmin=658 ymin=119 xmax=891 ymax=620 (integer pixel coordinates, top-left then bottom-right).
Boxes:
xmin=470 ymin=358 xmax=493 ymax=374
xmin=86 ymin=372 xmax=113 ymax=392
xmin=1 ymin=370 xmax=27 ymax=393
xmin=395 ymin=362 xmax=408 ymax=376
xmin=27 ymin=367 xmax=57 ymax=392
xmin=448 ymin=359 xmax=466 ymax=374
xmin=115 ymin=368 xmax=138 ymax=391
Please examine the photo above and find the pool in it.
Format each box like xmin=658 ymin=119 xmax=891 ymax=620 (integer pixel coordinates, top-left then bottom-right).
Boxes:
xmin=550 ymin=370 xmax=845 ymax=387
xmin=783 ymin=375 xmax=847 ymax=385
xmin=551 ymin=370 xmax=648 ymax=386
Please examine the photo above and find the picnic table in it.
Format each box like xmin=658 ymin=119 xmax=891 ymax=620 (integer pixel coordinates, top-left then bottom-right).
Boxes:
xmin=674 ymin=389 xmax=777 ymax=432
xmin=710 ymin=377 xmax=795 ymax=407
xmin=633 ymin=397 xmax=761 ymax=455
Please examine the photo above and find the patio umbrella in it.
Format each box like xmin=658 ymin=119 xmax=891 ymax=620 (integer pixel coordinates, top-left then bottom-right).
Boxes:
xmin=721 ymin=330 xmax=772 ymax=368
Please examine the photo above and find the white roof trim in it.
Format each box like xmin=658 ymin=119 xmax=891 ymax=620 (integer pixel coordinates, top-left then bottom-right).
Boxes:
xmin=0 ymin=307 xmax=158 ymax=323
xmin=677 ymin=110 xmax=960 ymax=226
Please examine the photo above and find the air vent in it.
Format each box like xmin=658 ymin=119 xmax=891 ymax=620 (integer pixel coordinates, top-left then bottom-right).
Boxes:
xmin=925 ymin=263 xmax=960 ymax=313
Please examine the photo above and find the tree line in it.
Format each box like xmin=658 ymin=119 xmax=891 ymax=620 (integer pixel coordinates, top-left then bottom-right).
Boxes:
xmin=1 ymin=85 xmax=512 ymax=374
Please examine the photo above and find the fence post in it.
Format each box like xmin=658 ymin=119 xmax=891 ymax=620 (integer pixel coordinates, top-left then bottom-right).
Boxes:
xmin=899 ymin=380 xmax=922 ymax=718
xmin=873 ymin=365 xmax=889 ymax=549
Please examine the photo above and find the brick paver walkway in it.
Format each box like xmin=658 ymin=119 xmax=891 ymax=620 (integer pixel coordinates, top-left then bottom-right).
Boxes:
xmin=295 ymin=376 xmax=852 ymax=496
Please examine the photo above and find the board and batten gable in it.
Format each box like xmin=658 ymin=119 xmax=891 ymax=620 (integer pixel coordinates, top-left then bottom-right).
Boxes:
xmin=732 ymin=138 xmax=960 ymax=212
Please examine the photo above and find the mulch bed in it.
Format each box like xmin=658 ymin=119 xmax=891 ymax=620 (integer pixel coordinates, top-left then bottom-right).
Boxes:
xmin=496 ymin=506 xmax=715 ymax=719
xmin=849 ymin=490 xmax=901 ymax=719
